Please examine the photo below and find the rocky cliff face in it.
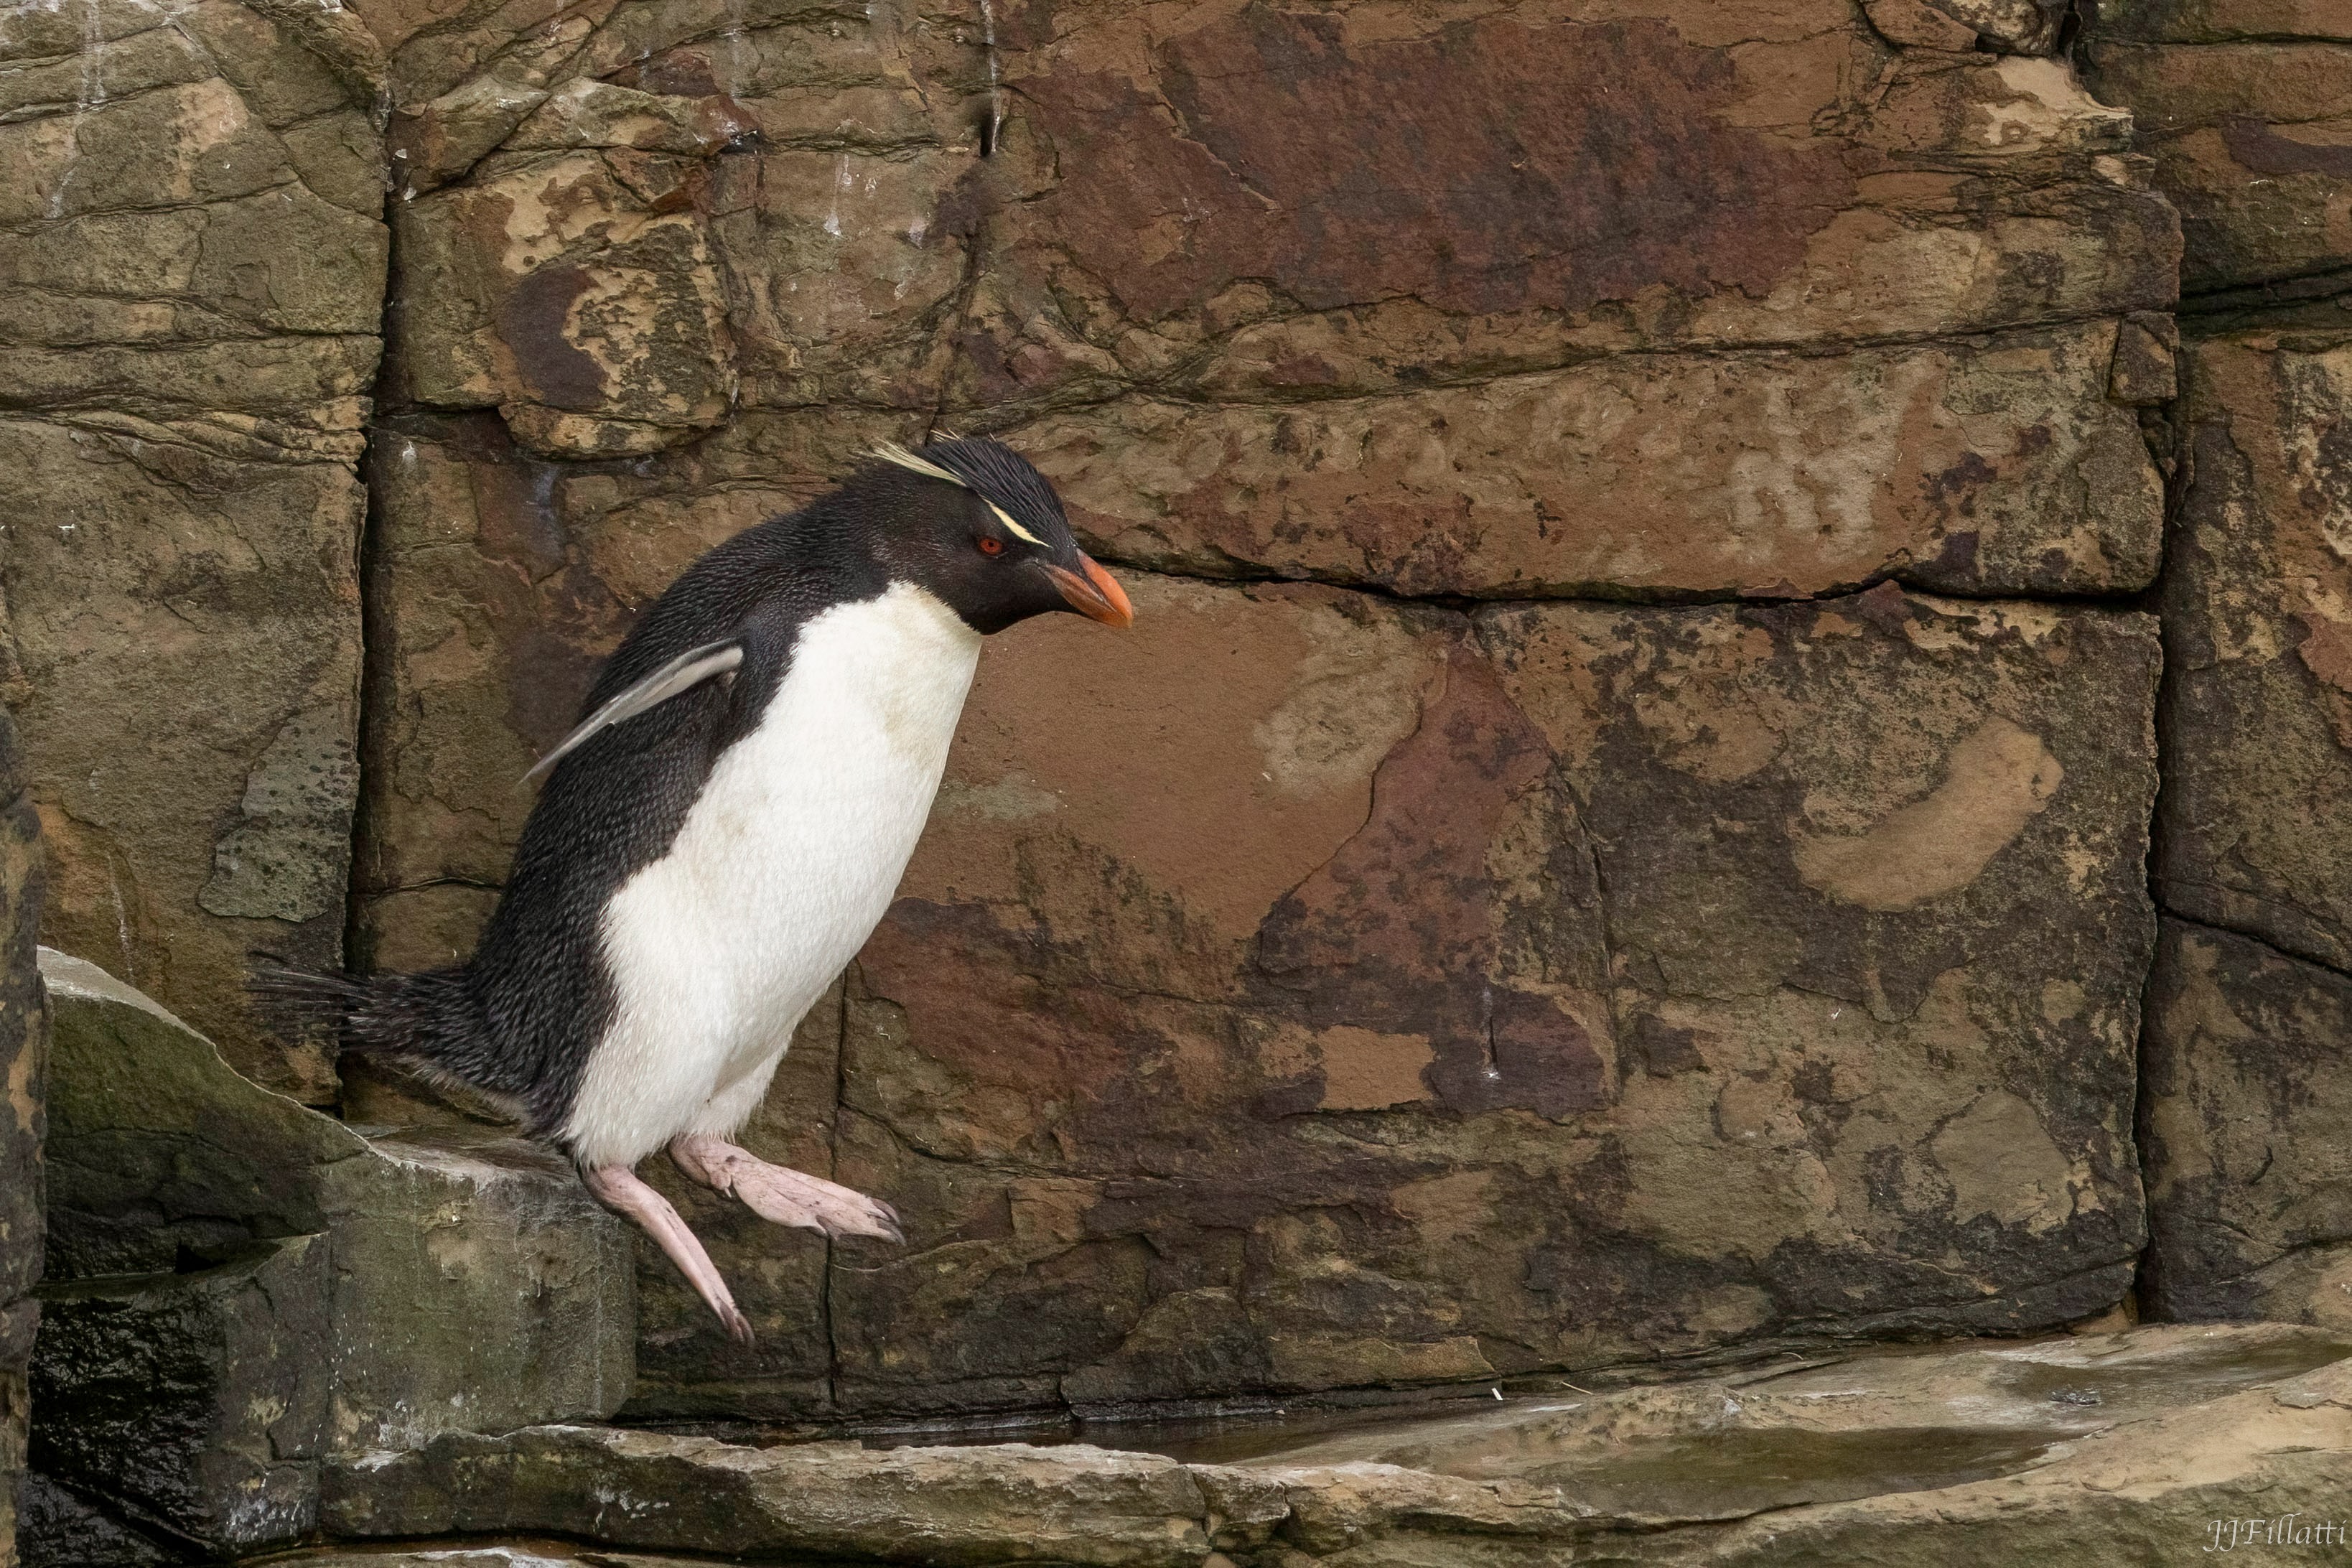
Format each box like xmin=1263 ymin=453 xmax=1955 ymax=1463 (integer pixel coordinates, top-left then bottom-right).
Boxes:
xmin=0 ymin=0 xmax=385 ymax=1101
xmin=345 ymin=0 xmax=2183 ymax=1420
xmin=0 ymin=0 xmax=2344 ymax=1428
xmin=2081 ymin=0 xmax=2352 ymax=1332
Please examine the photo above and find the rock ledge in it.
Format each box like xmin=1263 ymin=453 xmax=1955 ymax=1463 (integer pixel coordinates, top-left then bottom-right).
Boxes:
xmin=312 ymin=1322 xmax=2352 ymax=1567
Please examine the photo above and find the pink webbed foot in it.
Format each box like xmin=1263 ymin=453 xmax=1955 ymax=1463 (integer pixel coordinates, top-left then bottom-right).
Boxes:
xmin=669 ymin=1134 xmax=904 ymax=1243
xmin=581 ymin=1162 xmax=755 ymax=1344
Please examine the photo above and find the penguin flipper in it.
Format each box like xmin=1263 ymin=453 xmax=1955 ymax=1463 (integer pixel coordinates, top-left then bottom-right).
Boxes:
xmin=523 ymin=638 xmax=745 ymax=786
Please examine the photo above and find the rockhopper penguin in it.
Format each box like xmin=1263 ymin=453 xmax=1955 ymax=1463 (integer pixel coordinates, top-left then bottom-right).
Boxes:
xmin=258 ymin=439 xmax=1132 ymax=1342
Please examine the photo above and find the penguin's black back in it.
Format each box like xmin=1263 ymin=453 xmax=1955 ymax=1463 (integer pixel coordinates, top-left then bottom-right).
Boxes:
xmin=347 ymin=498 xmax=889 ymax=1139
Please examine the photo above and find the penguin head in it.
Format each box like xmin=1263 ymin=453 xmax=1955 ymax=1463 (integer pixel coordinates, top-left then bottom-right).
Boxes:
xmin=858 ymin=438 xmax=1134 ymax=635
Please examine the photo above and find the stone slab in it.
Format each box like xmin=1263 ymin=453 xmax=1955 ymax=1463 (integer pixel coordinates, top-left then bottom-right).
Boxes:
xmin=324 ymin=1425 xmax=1216 ymax=1568
xmin=317 ymin=1325 xmax=2352 ymax=1567
xmin=1016 ymin=321 xmax=2165 ymax=599
xmin=960 ymin=4 xmax=2173 ymax=390
xmin=27 ymin=950 xmax=634 ymax=1556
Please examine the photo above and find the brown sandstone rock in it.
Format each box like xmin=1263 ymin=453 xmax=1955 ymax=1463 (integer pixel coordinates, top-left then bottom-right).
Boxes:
xmin=955 ymin=1 xmax=2170 ymax=390
xmin=2090 ymin=0 xmax=2352 ymax=40
xmin=2142 ymin=920 xmax=2352 ymax=1326
xmin=2085 ymin=35 xmax=2352 ymax=298
xmin=2155 ymin=319 xmax=2352 ymax=969
xmin=1017 ymin=321 xmax=2163 ymax=599
xmin=0 ymin=0 xmax=385 ymax=1098
xmin=391 ymin=148 xmax=740 ymax=458
xmin=345 ymin=0 xmax=2173 ymax=598
xmin=335 ymin=0 xmax=2178 ymax=1417
xmin=817 ymin=578 xmax=2158 ymax=1414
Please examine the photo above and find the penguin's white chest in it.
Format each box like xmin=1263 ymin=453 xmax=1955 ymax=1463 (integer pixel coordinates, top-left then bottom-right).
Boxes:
xmin=564 ymin=584 xmax=983 ymax=1167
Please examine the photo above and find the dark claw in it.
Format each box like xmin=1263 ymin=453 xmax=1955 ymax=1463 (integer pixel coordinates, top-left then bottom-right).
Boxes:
xmin=721 ymin=1304 xmax=756 ymax=1345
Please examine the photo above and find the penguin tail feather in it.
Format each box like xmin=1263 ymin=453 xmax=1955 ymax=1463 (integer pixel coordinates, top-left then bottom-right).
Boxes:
xmin=246 ymin=958 xmax=374 ymax=1023
xmin=246 ymin=956 xmax=510 ymax=1111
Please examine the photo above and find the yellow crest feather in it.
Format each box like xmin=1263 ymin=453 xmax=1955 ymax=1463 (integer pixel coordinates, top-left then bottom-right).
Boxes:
xmin=869 ymin=441 xmax=969 ymax=488
xmin=989 ymin=502 xmax=1046 ymax=546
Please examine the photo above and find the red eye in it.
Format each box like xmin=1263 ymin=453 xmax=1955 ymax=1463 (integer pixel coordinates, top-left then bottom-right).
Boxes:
xmin=977 ymin=536 xmax=1004 ymax=556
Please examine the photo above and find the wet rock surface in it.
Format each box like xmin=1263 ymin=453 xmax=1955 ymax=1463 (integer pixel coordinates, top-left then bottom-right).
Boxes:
xmin=312 ymin=1324 xmax=2352 ymax=1567
xmin=34 ymin=1237 xmax=333 ymax=1558
xmin=27 ymin=952 xmax=633 ymax=1562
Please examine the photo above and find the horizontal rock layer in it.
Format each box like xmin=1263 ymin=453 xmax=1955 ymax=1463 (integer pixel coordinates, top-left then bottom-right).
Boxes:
xmin=314 ymin=1325 xmax=2352 ymax=1567
xmin=1021 ymin=320 xmax=2165 ymax=600
xmin=2085 ymin=34 xmax=2352 ymax=300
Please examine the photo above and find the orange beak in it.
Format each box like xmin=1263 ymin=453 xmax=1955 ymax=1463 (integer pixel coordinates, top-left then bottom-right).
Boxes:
xmin=1044 ymin=554 xmax=1134 ymax=627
